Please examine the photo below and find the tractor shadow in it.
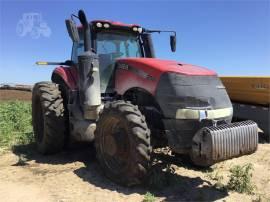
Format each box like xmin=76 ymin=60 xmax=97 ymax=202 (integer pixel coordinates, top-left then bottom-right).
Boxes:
xmin=73 ymin=150 xmax=228 ymax=201
xmin=12 ymin=144 xmax=228 ymax=201
xmin=11 ymin=142 xmax=96 ymax=166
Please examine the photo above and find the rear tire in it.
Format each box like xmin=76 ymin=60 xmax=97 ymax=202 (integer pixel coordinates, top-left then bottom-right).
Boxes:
xmin=95 ymin=100 xmax=152 ymax=186
xmin=32 ymin=82 xmax=66 ymax=154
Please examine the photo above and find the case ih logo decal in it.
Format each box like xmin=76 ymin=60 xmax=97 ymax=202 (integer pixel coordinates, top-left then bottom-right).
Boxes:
xmin=118 ymin=63 xmax=156 ymax=81
xmin=16 ymin=13 xmax=52 ymax=39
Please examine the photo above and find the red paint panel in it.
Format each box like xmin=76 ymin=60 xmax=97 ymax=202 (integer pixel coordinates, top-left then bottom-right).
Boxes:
xmin=115 ymin=67 xmax=157 ymax=95
xmin=53 ymin=66 xmax=78 ymax=90
xmin=115 ymin=58 xmax=217 ymax=95
xmin=117 ymin=58 xmax=217 ymax=76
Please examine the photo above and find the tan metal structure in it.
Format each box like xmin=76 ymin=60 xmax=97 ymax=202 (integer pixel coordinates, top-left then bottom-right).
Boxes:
xmin=220 ymin=76 xmax=270 ymax=106
xmin=220 ymin=76 xmax=270 ymax=142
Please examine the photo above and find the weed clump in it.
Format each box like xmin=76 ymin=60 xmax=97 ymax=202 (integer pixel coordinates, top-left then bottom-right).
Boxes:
xmin=227 ymin=163 xmax=255 ymax=194
xmin=0 ymin=101 xmax=33 ymax=149
xmin=142 ymin=192 xmax=156 ymax=202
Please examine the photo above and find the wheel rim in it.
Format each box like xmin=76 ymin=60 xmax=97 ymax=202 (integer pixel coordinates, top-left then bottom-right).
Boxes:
xmin=101 ymin=116 xmax=130 ymax=173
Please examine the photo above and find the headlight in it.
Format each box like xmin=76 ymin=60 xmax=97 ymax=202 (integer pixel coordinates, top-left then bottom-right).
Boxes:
xmin=104 ymin=23 xmax=110 ymax=28
xmin=132 ymin=27 xmax=138 ymax=31
xmin=96 ymin=22 xmax=102 ymax=28
xmin=137 ymin=27 xmax=143 ymax=33
xmin=175 ymin=108 xmax=233 ymax=120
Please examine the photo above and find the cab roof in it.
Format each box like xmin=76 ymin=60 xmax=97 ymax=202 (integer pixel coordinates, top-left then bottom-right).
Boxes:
xmin=77 ymin=20 xmax=141 ymax=29
xmin=91 ymin=20 xmax=140 ymax=28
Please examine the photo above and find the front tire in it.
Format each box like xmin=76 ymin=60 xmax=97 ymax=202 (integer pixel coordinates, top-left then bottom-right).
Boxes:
xmin=32 ymin=82 xmax=66 ymax=154
xmin=95 ymin=100 xmax=152 ymax=186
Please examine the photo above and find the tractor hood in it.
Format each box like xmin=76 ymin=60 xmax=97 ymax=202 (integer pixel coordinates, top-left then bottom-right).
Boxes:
xmin=116 ymin=58 xmax=217 ymax=76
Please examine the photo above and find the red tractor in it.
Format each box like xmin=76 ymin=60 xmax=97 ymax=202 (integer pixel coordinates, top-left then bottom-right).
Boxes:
xmin=33 ymin=10 xmax=258 ymax=186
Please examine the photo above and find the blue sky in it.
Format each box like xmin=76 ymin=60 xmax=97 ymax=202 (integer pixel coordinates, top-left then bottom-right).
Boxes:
xmin=0 ymin=0 xmax=269 ymax=84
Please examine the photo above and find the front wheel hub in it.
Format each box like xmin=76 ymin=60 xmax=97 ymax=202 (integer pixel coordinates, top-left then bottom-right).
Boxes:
xmin=104 ymin=135 xmax=117 ymax=156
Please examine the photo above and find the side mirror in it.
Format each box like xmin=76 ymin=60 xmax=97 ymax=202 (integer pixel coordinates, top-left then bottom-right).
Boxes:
xmin=65 ymin=19 xmax=80 ymax=43
xmin=170 ymin=35 xmax=176 ymax=52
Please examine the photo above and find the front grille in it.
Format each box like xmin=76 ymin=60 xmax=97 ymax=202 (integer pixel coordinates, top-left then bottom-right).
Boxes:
xmin=156 ymin=73 xmax=232 ymax=118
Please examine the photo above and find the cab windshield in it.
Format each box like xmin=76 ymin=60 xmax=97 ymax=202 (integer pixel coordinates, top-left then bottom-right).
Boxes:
xmin=72 ymin=31 xmax=142 ymax=93
xmin=96 ymin=31 xmax=142 ymax=92
xmin=96 ymin=31 xmax=142 ymax=57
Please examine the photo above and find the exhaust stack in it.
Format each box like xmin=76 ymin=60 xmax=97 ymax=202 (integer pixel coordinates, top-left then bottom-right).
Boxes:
xmin=77 ymin=10 xmax=101 ymax=120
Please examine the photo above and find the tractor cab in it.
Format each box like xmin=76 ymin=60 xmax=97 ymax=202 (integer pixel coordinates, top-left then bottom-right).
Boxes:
xmin=70 ymin=20 xmax=159 ymax=93
xmin=71 ymin=21 xmax=147 ymax=93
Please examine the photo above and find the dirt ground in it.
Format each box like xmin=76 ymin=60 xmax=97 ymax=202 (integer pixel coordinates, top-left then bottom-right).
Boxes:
xmin=0 ymin=89 xmax=269 ymax=201
xmin=0 ymin=90 xmax=32 ymax=101
xmin=0 ymin=143 xmax=269 ymax=202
